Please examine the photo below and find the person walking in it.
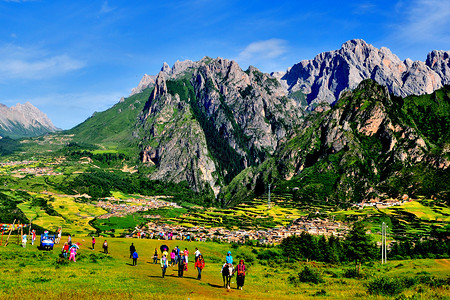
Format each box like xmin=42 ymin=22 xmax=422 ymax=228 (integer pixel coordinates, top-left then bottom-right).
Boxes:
xmin=178 ymin=255 xmax=185 ymax=278
xmin=22 ymin=234 xmax=27 ymax=248
xmin=153 ymin=248 xmax=158 ymax=264
xmin=194 ymin=254 xmax=205 ymax=280
xmin=170 ymin=249 xmax=176 ymax=267
xmin=132 ymin=250 xmax=138 ymax=266
xmin=130 ymin=243 xmax=136 ymax=258
xmin=92 ymin=237 xmax=96 ymax=250
xmin=184 ymin=248 xmax=189 ymax=271
xmin=31 ymin=229 xmax=36 ymax=246
xmin=194 ymin=247 xmax=201 ymax=262
xmin=160 ymin=254 xmax=168 ymax=277
xmin=103 ymin=240 xmax=108 ymax=254
xmin=235 ymin=259 xmax=246 ymax=290
xmin=62 ymin=242 xmax=69 ymax=258
xmin=68 ymin=244 xmax=79 ymax=262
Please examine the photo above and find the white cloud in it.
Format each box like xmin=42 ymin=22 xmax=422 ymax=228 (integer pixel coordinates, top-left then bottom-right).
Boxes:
xmin=100 ymin=0 xmax=114 ymax=14
xmin=237 ymin=39 xmax=287 ymax=61
xmin=394 ymin=0 xmax=450 ymax=44
xmin=235 ymin=39 xmax=288 ymax=72
xmin=0 ymin=44 xmax=85 ymax=81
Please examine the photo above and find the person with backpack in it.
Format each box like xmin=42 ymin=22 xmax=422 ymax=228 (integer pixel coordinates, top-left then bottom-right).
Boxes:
xmin=194 ymin=254 xmax=205 ymax=280
xmin=235 ymin=259 xmax=246 ymax=290
xmin=160 ymin=254 xmax=168 ymax=277
xmin=132 ymin=250 xmax=138 ymax=266
xmin=178 ymin=255 xmax=186 ymax=278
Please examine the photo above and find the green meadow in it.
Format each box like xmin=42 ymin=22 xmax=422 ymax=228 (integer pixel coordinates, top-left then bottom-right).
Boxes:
xmin=0 ymin=237 xmax=448 ymax=300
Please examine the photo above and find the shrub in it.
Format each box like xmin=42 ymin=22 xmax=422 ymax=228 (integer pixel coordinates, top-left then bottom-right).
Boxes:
xmin=298 ymin=266 xmax=324 ymax=284
xmin=343 ymin=268 xmax=360 ymax=278
xmin=313 ymin=289 xmax=327 ymax=296
xmin=366 ymin=276 xmax=405 ymax=296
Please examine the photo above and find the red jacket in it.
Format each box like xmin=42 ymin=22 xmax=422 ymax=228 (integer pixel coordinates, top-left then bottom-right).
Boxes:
xmin=194 ymin=259 xmax=205 ymax=269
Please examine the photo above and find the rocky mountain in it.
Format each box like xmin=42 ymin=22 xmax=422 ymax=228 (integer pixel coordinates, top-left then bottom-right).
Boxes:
xmin=0 ymin=102 xmax=59 ymax=139
xmin=222 ymin=80 xmax=449 ymax=205
xmin=134 ymin=57 xmax=304 ymax=197
xmin=69 ymin=40 xmax=449 ymax=205
xmin=277 ymin=39 xmax=450 ymax=107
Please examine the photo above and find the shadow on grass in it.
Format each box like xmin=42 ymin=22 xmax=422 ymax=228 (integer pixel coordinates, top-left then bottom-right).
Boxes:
xmin=208 ymin=283 xmax=227 ymax=289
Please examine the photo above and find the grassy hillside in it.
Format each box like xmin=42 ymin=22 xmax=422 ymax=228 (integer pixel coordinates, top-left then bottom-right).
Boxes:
xmin=68 ymin=88 xmax=153 ymax=149
xmin=0 ymin=238 xmax=448 ymax=299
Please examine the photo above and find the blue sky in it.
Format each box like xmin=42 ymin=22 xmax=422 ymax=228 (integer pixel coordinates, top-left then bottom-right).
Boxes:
xmin=0 ymin=0 xmax=449 ymax=129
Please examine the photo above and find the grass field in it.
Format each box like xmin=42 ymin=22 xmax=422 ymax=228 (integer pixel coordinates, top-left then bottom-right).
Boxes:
xmin=0 ymin=237 xmax=448 ymax=299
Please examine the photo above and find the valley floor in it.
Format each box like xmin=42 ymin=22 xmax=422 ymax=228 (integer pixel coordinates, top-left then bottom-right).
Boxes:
xmin=0 ymin=237 xmax=448 ymax=299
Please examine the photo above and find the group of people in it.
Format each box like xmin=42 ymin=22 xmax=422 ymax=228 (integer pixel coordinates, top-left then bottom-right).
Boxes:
xmin=129 ymin=244 xmax=245 ymax=289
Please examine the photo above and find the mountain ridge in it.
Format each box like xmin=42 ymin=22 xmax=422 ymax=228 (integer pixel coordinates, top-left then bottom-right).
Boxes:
xmin=0 ymin=102 xmax=59 ymax=139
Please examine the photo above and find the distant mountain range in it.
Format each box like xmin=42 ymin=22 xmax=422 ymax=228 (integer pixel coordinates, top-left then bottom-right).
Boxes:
xmin=69 ymin=39 xmax=450 ymax=205
xmin=0 ymin=102 xmax=59 ymax=139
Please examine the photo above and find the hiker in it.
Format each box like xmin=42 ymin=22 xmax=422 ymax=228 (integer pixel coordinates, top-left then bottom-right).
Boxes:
xmin=67 ymin=234 xmax=72 ymax=247
xmin=31 ymin=229 xmax=36 ymax=245
xmin=170 ymin=249 xmax=176 ymax=267
xmin=22 ymin=234 xmax=27 ymax=248
xmin=178 ymin=255 xmax=186 ymax=278
xmin=57 ymin=228 xmax=62 ymax=244
xmin=153 ymin=248 xmax=158 ymax=264
xmin=103 ymin=240 xmax=108 ymax=254
xmin=62 ymin=242 xmax=69 ymax=258
xmin=130 ymin=243 xmax=136 ymax=258
xmin=184 ymin=248 xmax=189 ymax=271
xmin=160 ymin=254 xmax=168 ymax=278
xmin=235 ymin=259 xmax=246 ymax=290
xmin=174 ymin=246 xmax=180 ymax=265
xmin=194 ymin=247 xmax=201 ymax=262
xmin=69 ymin=244 xmax=79 ymax=262
xmin=92 ymin=237 xmax=96 ymax=250
xmin=194 ymin=254 xmax=205 ymax=280
xmin=132 ymin=250 xmax=138 ymax=266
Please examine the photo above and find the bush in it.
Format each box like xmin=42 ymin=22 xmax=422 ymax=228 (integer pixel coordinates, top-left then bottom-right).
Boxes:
xmin=298 ymin=266 xmax=324 ymax=284
xmin=366 ymin=276 xmax=405 ymax=296
xmin=343 ymin=268 xmax=360 ymax=278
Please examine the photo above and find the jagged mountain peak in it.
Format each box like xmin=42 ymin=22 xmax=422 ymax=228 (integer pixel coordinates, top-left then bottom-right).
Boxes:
xmin=280 ymin=39 xmax=448 ymax=107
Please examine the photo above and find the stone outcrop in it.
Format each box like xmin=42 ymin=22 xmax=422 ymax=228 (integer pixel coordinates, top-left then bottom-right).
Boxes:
xmin=279 ymin=39 xmax=450 ymax=106
xmin=0 ymin=102 xmax=59 ymax=138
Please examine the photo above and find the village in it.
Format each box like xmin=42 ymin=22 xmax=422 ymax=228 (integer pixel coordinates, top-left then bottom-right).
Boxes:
xmin=130 ymin=216 xmax=349 ymax=245
xmin=96 ymin=196 xmax=182 ymax=219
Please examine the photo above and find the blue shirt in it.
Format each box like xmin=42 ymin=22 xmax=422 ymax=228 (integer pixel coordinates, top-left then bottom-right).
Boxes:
xmin=226 ymin=255 xmax=233 ymax=264
xmin=132 ymin=252 xmax=138 ymax=259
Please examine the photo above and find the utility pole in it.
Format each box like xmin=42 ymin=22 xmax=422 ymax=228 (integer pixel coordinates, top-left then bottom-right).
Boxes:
xmin=381 ymin=222 xmax=388 ymax=264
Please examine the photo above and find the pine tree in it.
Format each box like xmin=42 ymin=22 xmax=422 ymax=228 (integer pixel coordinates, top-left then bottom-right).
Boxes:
xmin=345 ymin=221 xmax=374 ymax=275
